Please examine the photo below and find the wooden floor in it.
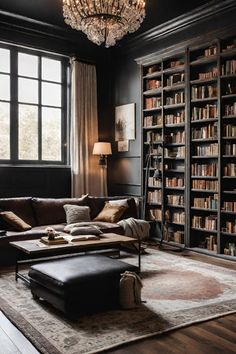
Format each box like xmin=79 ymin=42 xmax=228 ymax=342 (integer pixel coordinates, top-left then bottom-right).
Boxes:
xmin=0 ymin=248 xmax=235 ymax=354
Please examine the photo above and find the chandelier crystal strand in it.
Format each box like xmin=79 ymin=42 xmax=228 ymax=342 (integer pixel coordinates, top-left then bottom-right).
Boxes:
xmin=63 ymin=0 xmax=146 ymax=48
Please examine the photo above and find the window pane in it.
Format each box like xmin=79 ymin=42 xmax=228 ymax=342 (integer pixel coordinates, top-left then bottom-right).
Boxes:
xmin=0 ymin=74 xmax=10 ymax=100
xmin=0 ymin=49 xmax=10 ymax=73
xmin=0 ymin=102 xmax=10 ymax=159
xmin=42 ymin=82 xmax=61 ymax=107
xmin=18 ymin=78 xmax=38 ymax=104
xmin=42 ymin=57 xmax=61 ymax=82
xmin=42 ymin=107 xmax=61 ymax=161
xmin=18 ymin=53 xmax=38 ymax=78
xmin=18 ymin=104 xmax=38 ymax=160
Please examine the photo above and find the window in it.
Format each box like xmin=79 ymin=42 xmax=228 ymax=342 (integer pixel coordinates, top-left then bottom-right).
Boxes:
xmin=0 ymin=44 xmax=69 ymax=165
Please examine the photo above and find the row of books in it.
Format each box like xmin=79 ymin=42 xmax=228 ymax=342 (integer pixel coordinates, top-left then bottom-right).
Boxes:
xmin=146 ymin=79 xmax=161 ymax=90
xmin=166 ymin=73 xmax=184 ymax=87
xmin=165 ymin=229 xmax=184 ymax=244
xmin=191 ymin=162 xmax=218 ymax=176
xmin=224 ymin=143 xmax=236 ymax=155
xmin=144 ymin=114 xmax=162 ymax=127
xmin=194 ymin=143 xmax=218 ymax=156
xmin=192 ymin=105 xmax=217 ymax=120
xmin=164 ymin=146 xmax=185 ymax=158
xmin=191 ymin=85 xmax=217 ymax=100
xmin=192 ymin=123 xmax=218 ymax=140
xmin=148 ymin=177 xmax=162 ymax=187
xmin=167 ymin=59 xmax=184 ymax=69
xmin=165 ymin=131 xmax=185 ymax=144
xmin=146 ymin=131 xmax=162 ymax=143
xmin=224 ymin=163 xmax=236 ymax=176
xmin=171 ymin=211 xmax=185 ymax=224
xmin=146 ymin=64 xmax=160 ymax=75
xmin=192 ymin=179 xmax=218 ymax=191
xmin=149 ymin=208 xmax=162 ymax=221
xmin=224 ymin=124 xmax=236 ymax=137
xmin=193 ymin=195 xmax=218 ymax=209
xmin=224 ymin=103 xmax=236 ymax=116
xmin=223 ymin=201 xmax=236 ymax=212
xmin=148 ymin=190 xmax=162 ymax=204
xmin=223 ymin=221 xmax=236 ymax=234
xmin=199 ymin=235 xmax=217 ymax=252
xmin=221 ymin=60 xmax=236 ymax=76
xmin=192 ymin=215 xmax=217 ymax=230
xmin=145 ymin=97 xmax=161 ymax=109
xmin=165 ymin=177 xmax=185 ymax=187
xmin=166 ymin=92 xmax=184 ymax=105
xmin=197 ymin=67 xmax=218 ymax=80
xmin=165 ymin=111 xmax=185 ymax=124
xmin=167 ymin=194 xmax=184 ymax=206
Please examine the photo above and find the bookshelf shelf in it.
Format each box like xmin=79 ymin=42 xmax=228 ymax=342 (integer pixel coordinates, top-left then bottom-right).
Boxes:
xmin=191 ymin=118 xmax=218 ymax=124
xmin=191 ymin=207 xmax=217 ymax=213
xmin=141 ymin=35 xmax=236 ymax=259
xmin=191 ymin=189 xmax=218 ymax=193
xmin=191 ymin=97 xmax=218 ymax=103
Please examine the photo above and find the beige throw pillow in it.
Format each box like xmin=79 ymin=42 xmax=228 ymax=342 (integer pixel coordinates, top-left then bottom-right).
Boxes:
xmin=0 ymin=211 xmax=32 ymax=231
xmin=93 ymin=203 xmax=127 ymax=223
xmin=63 ymin=204 xmax=91 ymax=224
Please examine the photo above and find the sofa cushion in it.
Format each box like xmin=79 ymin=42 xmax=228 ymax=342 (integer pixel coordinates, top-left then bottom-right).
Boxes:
xmin=31 ymin=195 xmax=89 ymax=226
xmin=0 ymin=211 xmax=32 ymax=231
xmin=87 ymin=196 xmax=138 ymax=220
xmin=0 ymin=197 xmax=36 ymax=228
xmin=63 ymin=204 xmax=91 ymax=224
xmin=93 ymin=203 xmax=127 ymax=223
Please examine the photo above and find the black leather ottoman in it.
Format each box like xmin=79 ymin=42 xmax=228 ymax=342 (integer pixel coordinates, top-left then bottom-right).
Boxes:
xmin=28 ymin=255 xmax=138 ymax=318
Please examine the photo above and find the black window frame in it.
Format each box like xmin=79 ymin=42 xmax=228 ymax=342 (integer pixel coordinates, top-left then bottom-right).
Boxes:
xmin=0 ymin=42 xmax=70 ymax=166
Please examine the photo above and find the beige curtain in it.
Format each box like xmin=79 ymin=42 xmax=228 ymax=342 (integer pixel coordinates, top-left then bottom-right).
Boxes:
xmin=71 ymin=60 xmax=103 ymax=197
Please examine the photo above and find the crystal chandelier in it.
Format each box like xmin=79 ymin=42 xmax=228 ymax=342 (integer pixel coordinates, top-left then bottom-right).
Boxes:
xmin=62 ymin=0 xmax=146 ymax=48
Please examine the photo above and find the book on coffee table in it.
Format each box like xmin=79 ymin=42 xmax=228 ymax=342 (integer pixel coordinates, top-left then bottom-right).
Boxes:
xmin=40 ymin=236 xmax=68 ymax=245
xmin=63 ymin=235 xmax=100 ymax=242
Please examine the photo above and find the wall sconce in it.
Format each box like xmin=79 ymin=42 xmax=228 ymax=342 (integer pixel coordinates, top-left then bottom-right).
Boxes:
xmin=92 ymin=142 xmax=112 ymax=166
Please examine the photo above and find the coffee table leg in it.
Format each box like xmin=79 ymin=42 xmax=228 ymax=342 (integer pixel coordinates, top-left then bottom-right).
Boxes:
xmin=15 ymin=252 xmax=19 ymax=281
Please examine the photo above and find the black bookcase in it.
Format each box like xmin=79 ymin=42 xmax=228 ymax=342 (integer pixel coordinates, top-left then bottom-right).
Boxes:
xmin=141 ymin=34 xmax=236 ymax=260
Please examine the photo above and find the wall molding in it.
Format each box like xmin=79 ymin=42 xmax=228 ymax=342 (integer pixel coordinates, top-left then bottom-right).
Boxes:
xmin=120 ymin=0 xmax=236 ymax=52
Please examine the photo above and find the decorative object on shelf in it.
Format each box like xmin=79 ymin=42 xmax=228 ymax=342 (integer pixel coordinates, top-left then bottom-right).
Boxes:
xmin=115 ymin=103 xmax=135 ymax=141
xmin=92 ymin=142 xmax=112 ymax=166
xmin=62 ymin=0 xmax=146 ymax=48
xmin=118 ymin=140 xmax=129 ymax=152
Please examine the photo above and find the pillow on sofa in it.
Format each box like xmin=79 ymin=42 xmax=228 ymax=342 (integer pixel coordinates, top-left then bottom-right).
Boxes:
xmin=108 ymin=199 xmax=129 ymax=207
xmin=0 ymin=211 xmax=32 ymax=231
xmin=63 ymin=205 xmax=91 ymax=224
xmin=31 ymin=195 xmax=89 ymax=226
xmin=93 ymin=203 xmax=127 ymax=223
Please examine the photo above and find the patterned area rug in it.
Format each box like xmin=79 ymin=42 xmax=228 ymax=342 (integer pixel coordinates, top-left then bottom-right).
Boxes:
xmin=0 ymin=249 xmax=236 ymax=354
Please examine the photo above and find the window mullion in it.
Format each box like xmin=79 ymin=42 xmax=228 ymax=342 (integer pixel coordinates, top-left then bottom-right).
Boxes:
xmin=10 ymin=49 xmax=18 ymax=162
xmin=38 ymin=56 xmax=42 ymax=161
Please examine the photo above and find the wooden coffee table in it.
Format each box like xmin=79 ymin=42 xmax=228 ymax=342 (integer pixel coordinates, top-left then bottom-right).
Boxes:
xmin=10 ymin=233 xmax=141 ymax=284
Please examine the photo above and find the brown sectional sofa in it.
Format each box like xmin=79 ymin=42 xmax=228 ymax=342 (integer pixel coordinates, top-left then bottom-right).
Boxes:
xmin=0 ymin=195 xmax=138 ymax=265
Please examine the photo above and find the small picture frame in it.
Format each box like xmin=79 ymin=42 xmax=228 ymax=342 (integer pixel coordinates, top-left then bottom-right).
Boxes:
xmin=118 ymin=140 xmax=129 ymax=152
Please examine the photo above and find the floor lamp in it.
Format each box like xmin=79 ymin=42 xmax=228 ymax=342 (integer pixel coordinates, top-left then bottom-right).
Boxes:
xmin=93 ymin=142 xmax=112 ymax=196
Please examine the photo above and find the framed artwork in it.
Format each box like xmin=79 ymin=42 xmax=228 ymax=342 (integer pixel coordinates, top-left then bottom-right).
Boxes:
xmin=118 ymin=140 xmax=129 ymax=152
xmin=115 ymin=103 xmax=135 ymax=141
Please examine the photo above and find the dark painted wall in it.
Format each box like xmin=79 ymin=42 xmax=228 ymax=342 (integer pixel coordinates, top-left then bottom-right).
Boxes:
xmin=108 ymin=2 xmax=236 ymax=197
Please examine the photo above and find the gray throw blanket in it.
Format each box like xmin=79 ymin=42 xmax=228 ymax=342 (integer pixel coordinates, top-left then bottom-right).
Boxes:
xmin=117 ymin=217 xmax=150 ymax=240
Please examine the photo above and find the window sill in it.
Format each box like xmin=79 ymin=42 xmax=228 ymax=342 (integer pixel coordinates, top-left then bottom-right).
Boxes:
xmin=0 ymin=164 xmax=71 ymax=169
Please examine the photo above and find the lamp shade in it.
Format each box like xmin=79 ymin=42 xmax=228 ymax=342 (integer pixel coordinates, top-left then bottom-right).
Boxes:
xmin=93 ymin=142 xmax=112 ymax=156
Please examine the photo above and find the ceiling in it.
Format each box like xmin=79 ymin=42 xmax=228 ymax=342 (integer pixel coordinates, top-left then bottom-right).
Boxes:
xmin=0 ymin=0 xmax=213 ymax=40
